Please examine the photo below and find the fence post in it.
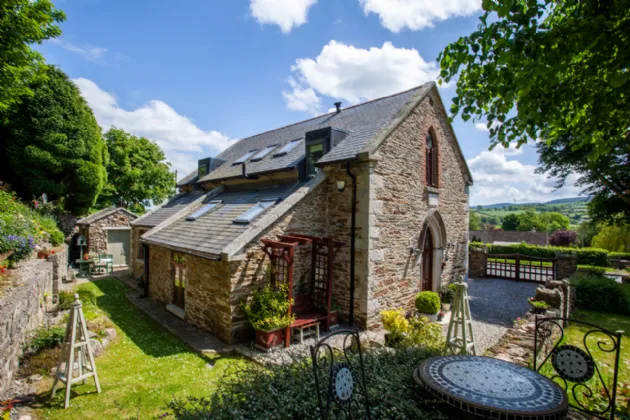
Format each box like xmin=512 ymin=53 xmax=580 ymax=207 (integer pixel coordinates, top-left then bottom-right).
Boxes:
xmin=515 ymin=255 xmax=520 ymax=281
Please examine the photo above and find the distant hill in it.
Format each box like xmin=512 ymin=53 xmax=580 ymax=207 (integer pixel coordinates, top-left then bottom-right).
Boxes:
xmin=476 ymin=197 xmax=588 ymax=209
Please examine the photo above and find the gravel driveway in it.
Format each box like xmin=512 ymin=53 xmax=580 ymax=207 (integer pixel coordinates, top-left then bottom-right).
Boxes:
xmin=462 ymin=278 xmax=538 ymax=354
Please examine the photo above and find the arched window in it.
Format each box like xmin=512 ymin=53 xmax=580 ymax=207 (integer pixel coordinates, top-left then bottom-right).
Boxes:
xmin=425 ymin=130 xmax=438 ymax=187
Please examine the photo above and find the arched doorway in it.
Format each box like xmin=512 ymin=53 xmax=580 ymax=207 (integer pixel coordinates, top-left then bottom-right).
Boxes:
xmin=418 ymin=209 xmax=447 ymax=292
xmin=422 ymin=230 xmax=433 ymax=291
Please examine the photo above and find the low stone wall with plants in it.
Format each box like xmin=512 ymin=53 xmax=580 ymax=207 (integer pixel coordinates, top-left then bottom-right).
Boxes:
xmin=0 ymin=258 xmax=54 ymax=398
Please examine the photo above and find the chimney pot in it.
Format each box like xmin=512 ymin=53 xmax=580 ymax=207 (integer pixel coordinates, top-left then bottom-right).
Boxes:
xmin=334 ymin=102 xmax=342 ymax=113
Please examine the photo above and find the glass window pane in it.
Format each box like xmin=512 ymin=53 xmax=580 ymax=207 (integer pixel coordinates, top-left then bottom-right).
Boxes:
xmin=186 ymin=201 xmax=221 ymax=221
xmin=233 ymin=200 xmax=276 ymax=224
xmin=233 ymin=150 xmax=259 ymax=165
xmin=273 ymin=139 xmax=302 ymax=157
xmin=250 ymin=144 xmax=279 ymax=161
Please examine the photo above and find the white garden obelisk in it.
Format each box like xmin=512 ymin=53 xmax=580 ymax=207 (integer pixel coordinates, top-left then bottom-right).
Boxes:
xmin=446 ymin=276 xmax=477 ymax=355
xmin=51 ymin=293 xmax=101 ymax=408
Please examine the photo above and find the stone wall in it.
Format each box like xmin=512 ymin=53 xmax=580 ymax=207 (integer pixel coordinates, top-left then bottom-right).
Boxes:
xmin=0 ymin=259 xmax=53 ymax=399
xmin=87 ymin=210 xmax=137 ymax=255
xmin=366 ymin=89 xmax=470 ymax=328
xmin=147 ymin=244 xmax=171 ymax=305
xmin=534 ymin=278 xmax=573 ymax=322
xmin=469 ymin=230 xmax=548 ymax=246
xmin=47 ymin=244 xmax=69 ymax=295
xmin=556 ymin=255 xmax=577 ymax=280
xmin=468 ymin=247 xmax=487 ymax=279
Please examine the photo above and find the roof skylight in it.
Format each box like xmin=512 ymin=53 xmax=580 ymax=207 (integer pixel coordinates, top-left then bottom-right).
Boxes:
xmin=186 ymin=201 xmax=222 ymax=221
xmin=250 ymin=144 xmax=279 ymax=162
xmin=233 ymin=200 xmax=277 ymax=224
xmin=273 ymin=139 xmax=302 ymax=157
xmin=232 ymin=150 xmax=259 ymax=165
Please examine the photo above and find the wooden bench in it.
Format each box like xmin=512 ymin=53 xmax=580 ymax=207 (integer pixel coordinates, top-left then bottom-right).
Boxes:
xmin=291 ymin=295 xmax=328 ymax=328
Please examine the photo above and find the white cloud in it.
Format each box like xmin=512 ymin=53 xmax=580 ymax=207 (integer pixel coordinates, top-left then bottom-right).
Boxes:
xmin=73 ymin=78 xmax=234 ymax=178
xmin=284 ymin=41 xmax=440 ymax=113
xmin=282 ymin=77 xmax=321 ymax=115
xmin=474 ymin=120 xmax=503 ymax=132
xmin=360 ymin=0 xmax=482 ymax=32
xmin=49 ymin=38 xmax=126 ymax=64
xmin=467 ymin=145 xmax=582 ymax=206
xmin=250 ymin=0 xmax=317 ymax=33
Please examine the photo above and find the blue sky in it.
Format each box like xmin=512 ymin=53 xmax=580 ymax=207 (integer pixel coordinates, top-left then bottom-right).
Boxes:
xmin=36 ymin=0 xmax=581 ymax=206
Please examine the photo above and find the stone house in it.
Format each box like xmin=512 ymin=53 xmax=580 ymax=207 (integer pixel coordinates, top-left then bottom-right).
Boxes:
xmin=76 ymin=207 xmax=138 ymax=267
xmin=132 ymin=83 xmax=473 ymax=344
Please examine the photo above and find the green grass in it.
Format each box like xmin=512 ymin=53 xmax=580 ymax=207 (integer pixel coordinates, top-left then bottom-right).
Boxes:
xmin=538 ymin=310 xmax=630 ymax=417
xmin=32 ymin=278 xmax=246 ymax=419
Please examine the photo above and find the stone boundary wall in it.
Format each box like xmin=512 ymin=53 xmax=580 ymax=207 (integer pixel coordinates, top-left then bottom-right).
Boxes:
xmin=47 ymin=245 xmax=69 ymax=295
xmin=469 ymin=230 xmax=548 ymax=246
xmin=0 ymin=258 xmax=54 ymax=398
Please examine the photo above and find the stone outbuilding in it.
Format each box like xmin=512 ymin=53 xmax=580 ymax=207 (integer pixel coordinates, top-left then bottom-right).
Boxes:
xmin=76 ymin=208 xmax=138 ymax=267
xmin=132 ymin=83 xmax=473 ymax=344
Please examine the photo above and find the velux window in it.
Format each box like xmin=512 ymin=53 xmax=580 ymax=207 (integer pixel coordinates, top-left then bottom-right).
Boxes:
xmin=273 ymin=138 xmax=302 ymax=157
xmin=250 ymin=144 xmax=279 ymax=161
xmin=233 ymin=200 xmax=277 ymax=224
xmin=186 ymin=201 xmax=222 ymax=221
xmin=232 ymin=150 xmax=258 ymax=165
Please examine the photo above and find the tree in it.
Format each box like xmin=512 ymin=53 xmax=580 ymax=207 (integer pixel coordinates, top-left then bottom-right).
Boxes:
xmin=0 ymin=66 xmax=108 ymax=214
xmin=549 ymin=230 xmax=579 ymax=247
xmin=577 ymin=220 xmax=599 ymax=247
xmin=502 ymin=214 xmax=520 ymax=231
xmin=97 ymin=128 xmax=175 ymax=210
xmin=539 ymin=212 xmax=569 ymax=234
xmin=591 ymin=225 xmax=630 ymax=252
xmin=537 ymin=136 xmax=629 ymax=222
xmin=516 ymin=209 xmax=547 ymax=232
xmin=469 ymin=211 xmax=482 ymax=230
xmin=0 ymin=0 xmax=65 ymax=114
xmin=438 ymin=0 xmax=630 ymax=205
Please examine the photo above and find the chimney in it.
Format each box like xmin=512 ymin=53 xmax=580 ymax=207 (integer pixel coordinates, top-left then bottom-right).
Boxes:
xmin=334 ymin=102 xmax=342 ymax=114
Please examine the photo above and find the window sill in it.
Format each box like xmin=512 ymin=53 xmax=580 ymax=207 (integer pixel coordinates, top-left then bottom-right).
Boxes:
xmin=426 ymin=186 xmax=440 ymax=194
xmin=136 ymin=259 xmax=145 ymax=265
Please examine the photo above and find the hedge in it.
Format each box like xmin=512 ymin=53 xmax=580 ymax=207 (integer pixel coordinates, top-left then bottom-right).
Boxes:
xmin=608 ymin=252 xmax=630 ymax=260
xmin=470 ymin=242 xmax=610 ymax=266
xmin=571 ymin=273 xmax=630 ymax=316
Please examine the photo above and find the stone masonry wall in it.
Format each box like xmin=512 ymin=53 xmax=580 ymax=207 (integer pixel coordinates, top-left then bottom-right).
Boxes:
xmin=468 ymin=247 xmax=488 ymax=279
xmin=366 ymin=90 xmax=470 ymax=329
xmin=87 ymin=210 xmax=137 ymax=255
xmin=556 ymin=255 xmax=577 ymax=280
xmin=0 ymin=259 xmax=53 ymax=399
xmin=469 ymin=230 xmax=548 ymax=246
xmin=148 ymin=244 xmax=171 ymax=305
xmin=47 ymin=244 xmax=68 ymax=295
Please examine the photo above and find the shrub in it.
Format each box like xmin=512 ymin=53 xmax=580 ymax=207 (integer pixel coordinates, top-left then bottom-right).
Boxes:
xmin=549 ymin=230 xmax=579 ymax=247
xmin=415 ymin=291 xmax=440 ymax=314
xmin=57 ymin=291 xmax=75 ymax=310
xmin=24 ymin=326 xmax=65 ymax=356
xmin=167 ymin=347 xmax=445 ymax=420
xmin=381 ymin=308 xmax=409 ymax=340
xmin=438 ymin=284 xmax=456 ymax=304
xmin=241 ymin=283 xmax=294 ymax=331
xmin=405 ymin=316 xmax=444 ymax=352
xmin=470 ymin=242 xmax=610 ymax=266
xmin=2 ymin=234 xmax=35 ymax=263
xmin=571 ymin=273 xmax=630 ymax=315
xmin=577 ymin=265 xmax=608 ymax=275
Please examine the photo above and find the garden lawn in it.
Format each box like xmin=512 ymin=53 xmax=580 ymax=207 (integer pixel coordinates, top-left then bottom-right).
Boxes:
xmin=32 ymin=278 xmax=246 ymax=419
xmin=539 ymin=310 xmax=630 ymax=416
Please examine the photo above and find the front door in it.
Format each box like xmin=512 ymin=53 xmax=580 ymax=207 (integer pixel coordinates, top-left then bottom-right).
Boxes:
xmin=422 ymin=230 xmax=433 ymax=291
xmin=107 ymin=229 xmax=130 ymax=266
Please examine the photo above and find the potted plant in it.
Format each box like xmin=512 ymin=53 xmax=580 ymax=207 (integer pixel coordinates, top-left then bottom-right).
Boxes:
xmin=37 ymin=249 xmax=50 ymax=259
xmin=83 ymin=252 xmax=90 ymax=261
xmin=438 ymin=284 xmax=456 ymax=311
xmin=528 ymin=298 xmax=550 ymax=314
xmin=381 ymin=308 xmax=409 ymax=347
xmin=415 ymin=291 xmax=441 ymax=322
xmin=242 ymin=284 xmax=294 ymax=351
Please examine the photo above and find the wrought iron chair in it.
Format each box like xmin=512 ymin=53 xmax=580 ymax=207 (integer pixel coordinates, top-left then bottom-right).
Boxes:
xmin=534 ymin=316 xmax=624 ymax=420
xmin=310 ymin=329 xmax=371 ymax=420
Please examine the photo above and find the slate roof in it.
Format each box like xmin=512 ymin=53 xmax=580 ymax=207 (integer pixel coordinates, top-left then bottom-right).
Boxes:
xmin=191 ymin=83 xmax=433 ymax=183
xmin=142 ymin=183 xmax=302 ymax=257
xmin=176 ymin=169 xmax=199 ymax=187
xmin=132 ymin=190 xmax=207 ymax=227
xmin=77 ymin=207 xmax=138 ymax=225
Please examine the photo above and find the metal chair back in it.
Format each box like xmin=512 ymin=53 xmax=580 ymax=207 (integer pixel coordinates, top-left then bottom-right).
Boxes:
xmin=534 ymin=316 xmax=623 ymax=420
xmin=310 ymin=329 xmax=371 ymax=420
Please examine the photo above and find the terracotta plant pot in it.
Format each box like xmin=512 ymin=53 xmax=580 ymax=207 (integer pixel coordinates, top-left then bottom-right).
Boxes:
xmin=255 ymin=328 xmax=285 ymax=351
xmin=328 ymin=310 xmax=339 ymax=327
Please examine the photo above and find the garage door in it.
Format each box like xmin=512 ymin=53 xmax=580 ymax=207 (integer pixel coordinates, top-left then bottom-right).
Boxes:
xmin=107 ymin=229 xmax=131 ymax=266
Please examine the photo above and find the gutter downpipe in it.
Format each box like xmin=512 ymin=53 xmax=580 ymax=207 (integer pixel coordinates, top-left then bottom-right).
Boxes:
xmin=142 ymin=243 xmax=149 ymax=298
xmin=346 ymin=161 xmax=357 ymax=327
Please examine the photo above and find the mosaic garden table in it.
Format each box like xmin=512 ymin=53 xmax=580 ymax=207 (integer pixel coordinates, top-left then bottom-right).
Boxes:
xmin=414 ymin=355 xmax=569 ymax=420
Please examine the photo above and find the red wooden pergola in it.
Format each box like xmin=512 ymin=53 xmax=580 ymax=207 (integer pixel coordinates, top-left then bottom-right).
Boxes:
xmin=260 ymin=234 xmax=344 ymax=347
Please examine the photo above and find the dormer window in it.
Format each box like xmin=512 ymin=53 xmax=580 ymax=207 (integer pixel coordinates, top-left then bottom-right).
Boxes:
xmin=426 ymin=130 xmax=438 ymax=187
xmin=304 ymin=128 xmax=332 ymax=179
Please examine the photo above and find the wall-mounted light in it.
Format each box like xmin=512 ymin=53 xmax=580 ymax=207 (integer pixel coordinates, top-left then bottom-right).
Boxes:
xmin=337 ymin=180 xmax=346 ymax=192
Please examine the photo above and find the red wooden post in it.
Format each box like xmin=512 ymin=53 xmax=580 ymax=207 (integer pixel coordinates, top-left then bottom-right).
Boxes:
xmin=284 ymin=246 xmax=294 ymax=348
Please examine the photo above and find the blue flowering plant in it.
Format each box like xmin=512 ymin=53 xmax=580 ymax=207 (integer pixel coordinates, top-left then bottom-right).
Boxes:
xmin=1 ymin=235 xmax=35 ymax=265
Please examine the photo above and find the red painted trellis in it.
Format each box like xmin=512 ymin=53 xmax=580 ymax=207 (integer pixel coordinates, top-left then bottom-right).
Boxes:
xmin=260 ymin=234 xmax=344 ymax=348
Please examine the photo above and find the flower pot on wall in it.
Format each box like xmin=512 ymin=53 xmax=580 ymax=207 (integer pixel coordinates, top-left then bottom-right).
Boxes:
xmin=441 ymin=303 xmax=451 ymax=312
xmin=255 ymin=328 xmax=285 ymax=351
